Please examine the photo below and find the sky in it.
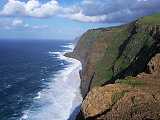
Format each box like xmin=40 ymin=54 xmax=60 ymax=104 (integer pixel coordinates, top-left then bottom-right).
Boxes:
xmin=0 ymin=0 xmax=160 ymax=40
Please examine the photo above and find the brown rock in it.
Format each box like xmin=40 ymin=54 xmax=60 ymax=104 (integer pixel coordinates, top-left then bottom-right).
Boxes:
xmin=81 ymin=83 xmax=160 ymax=120
xmin=101 ymin=90 xmax=160 ymax=120
xmin=147 ymin=54 xmax=160 ymax=75
xmin=81 ymin=84 xmax=131 ymax=118
xmin=80 ymin=53 xmax=160 ymax=119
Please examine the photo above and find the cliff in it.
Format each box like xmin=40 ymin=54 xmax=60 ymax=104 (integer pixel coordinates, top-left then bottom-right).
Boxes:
xmin=66 ymin=13 xmax=160 ymax=120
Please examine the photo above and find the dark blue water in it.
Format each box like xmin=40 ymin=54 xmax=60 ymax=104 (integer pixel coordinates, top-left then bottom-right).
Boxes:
xmin=0 ymin=40 xmax=72 ymax=120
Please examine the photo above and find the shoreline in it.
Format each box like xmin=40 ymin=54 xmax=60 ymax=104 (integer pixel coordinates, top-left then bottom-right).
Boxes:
xmin=62 ymin=44 xmax=83 ymax=120
xmin=49 ymin=43 xmax=83 ymax=120
xmin=20 ymin=43 xmax=82 ymax=120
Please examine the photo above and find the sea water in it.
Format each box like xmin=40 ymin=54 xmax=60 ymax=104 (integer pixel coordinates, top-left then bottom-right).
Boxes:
xmin=0 ymin=40 xmax=82 ymax=120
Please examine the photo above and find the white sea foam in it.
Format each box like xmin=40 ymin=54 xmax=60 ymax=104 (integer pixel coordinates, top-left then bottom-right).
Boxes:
xmin=21 ymin=43 xmax=82 ymax=120
xmin=62 ymin=44 xmax=74 ymax=50
xmin=20 ymin=111 xmax=29 ymax=120
xmin=34 ymin=92 xmax=41 ymax=99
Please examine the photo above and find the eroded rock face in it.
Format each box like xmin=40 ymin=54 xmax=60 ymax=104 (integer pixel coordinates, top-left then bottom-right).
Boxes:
xmin=81 ymin=82 xmax=160 ymax=120
xmin=80 ymin=54 xmax=160 ymax=120
xmin=147 ymin=54 xmax=160 ymax=75
xmin=81 ymin=84 xmax=130 ymax=118
xmin=99 ymin=90 xmax=160 ymax=120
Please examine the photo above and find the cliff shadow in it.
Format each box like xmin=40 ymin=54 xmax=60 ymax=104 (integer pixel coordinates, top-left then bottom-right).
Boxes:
xmin=103 ymin=42 xmax=160 ymax=86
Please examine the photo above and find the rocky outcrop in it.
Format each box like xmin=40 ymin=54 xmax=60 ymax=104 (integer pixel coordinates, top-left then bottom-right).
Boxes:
xmin=80 ymin=53 xmax=160 ymax=120
xmin=82 ymin=88 xmax=160 ymax=120
xmin=81 ymin=84 xmax=131 ymax=118
xmin=147 ymin=54 xmax=160 ymax=74
xmin=68 ymin=13 xmax=160 ymax=119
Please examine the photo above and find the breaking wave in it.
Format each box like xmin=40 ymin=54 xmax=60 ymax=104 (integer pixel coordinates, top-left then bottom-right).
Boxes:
xmin=20 ymin=43 xmax=82 ymax=120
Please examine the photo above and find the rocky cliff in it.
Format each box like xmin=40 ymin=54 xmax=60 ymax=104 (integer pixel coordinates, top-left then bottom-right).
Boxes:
xmin=66 ymin=13 xmax=160 ymax=120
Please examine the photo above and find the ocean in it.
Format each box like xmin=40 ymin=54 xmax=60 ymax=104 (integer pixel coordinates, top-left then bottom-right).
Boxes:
xmin=0 ymin=40 xmax=82 ymax=120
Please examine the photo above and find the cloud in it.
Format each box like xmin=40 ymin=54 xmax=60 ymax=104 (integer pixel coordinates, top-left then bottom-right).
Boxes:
xmin=63 ymin=11 xmax=107 ymax=23
xmin=12 ymin=19 xmax=23 ymax=26
xmin=59 ymin=5 xmax=107 ymax=23
xmin=25 ymin=0 xmax=60 ymax=18
xmin=0 ymin=0 xmax=60 ymax=18
xmin=58 ymin=0 xmax=160 ymax=23
xmin=0 ymin=0 xmax=160 ymax=23
xmin=0 ymin=18 xmax=24 ymax=29
xmin=0 ymin=18 xmax=48 ymax=30
xmin=77 ymin=0 xmax=160 ymax=23
xmin=0 ymin=0 xmax=25 ymax=16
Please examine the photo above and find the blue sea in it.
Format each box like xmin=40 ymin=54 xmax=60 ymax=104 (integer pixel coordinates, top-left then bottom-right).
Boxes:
xmin=0 ymin=40 xmax=82 ymax=120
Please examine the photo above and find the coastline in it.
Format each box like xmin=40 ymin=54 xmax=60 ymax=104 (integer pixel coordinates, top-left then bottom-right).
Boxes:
xmin=20 ymin=43 xmax=82 ymax=120
xmin=61 ymin=45 xmax=83 ymax=120
xmin=47 ymin=43 xmax=83 ymax=120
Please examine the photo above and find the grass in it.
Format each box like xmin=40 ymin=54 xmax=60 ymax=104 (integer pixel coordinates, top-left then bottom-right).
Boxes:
xmin=78 ymin=29 xmax=102 ymax=52
xmin=139 ymin=12 xmax=160 ymax=25
xmin=83 ymin=13 xmax=160 ymax=87
xmin=93 ymin=23 xmax=154 ymax=87
xmin=94 ymin=28 xmax=129 ymax=85
xmin=111 ymin=91 xmax=126 ymax=104
xmin=116 ymin=76 xmax=144 ymax=87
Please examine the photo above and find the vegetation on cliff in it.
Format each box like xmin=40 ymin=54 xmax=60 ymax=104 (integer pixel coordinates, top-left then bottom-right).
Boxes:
xmin=73 ymin=13 xmax=160 ymax=92
xmin=72 ymin=13 xmax=160 ymax=120
xmin=94 ymin=21 xmax=158 ymax=86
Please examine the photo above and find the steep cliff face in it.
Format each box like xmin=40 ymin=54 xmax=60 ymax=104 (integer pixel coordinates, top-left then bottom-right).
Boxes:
xmin=67 ymin=13 xmax=160 ymax=119
xmin=80 ymin=54 xmax=160 ymax=119
xmin=66 ymin=28 xmax=111 ymax=97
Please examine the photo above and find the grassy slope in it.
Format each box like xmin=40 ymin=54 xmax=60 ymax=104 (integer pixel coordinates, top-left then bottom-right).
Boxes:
xmin=139 ymin=13 xmax=160 ymax=25
xmin=92 ymin=13 xmax=160 ymax=86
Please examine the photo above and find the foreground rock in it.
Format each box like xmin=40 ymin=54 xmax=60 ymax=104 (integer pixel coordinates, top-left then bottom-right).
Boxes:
xmin=78 ymin=53 xmax=160 ymax=120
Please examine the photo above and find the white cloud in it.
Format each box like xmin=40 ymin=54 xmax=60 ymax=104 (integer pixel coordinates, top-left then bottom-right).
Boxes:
xmin=60 ymin=5 xmax=107 ymax=22
xmin=0 ymin=18 xmax=48 ymax=30
xmin=0 ymin=0 xmax=25 ymax=16
xmin=0 ymin=18 xmax=25 ymax=29
xmin=0 ymin=0 xmax=160 ymax=23
xmin=59 ymin=0 xmax=160 ymax=23
xmin=25 ymin=0 xmax=40 ymax=13
xmin=63 ymin=11 xmax=107 ymax=23
xmin=78 ymin=0 xmax=160 ymax=23
xmin=0 ymin=0 xmax=60 ymax=18
xmin=26 ymin=0 xmax=60 ymax=18
xmin=12 ymin=19 xmax=23 ymax=26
